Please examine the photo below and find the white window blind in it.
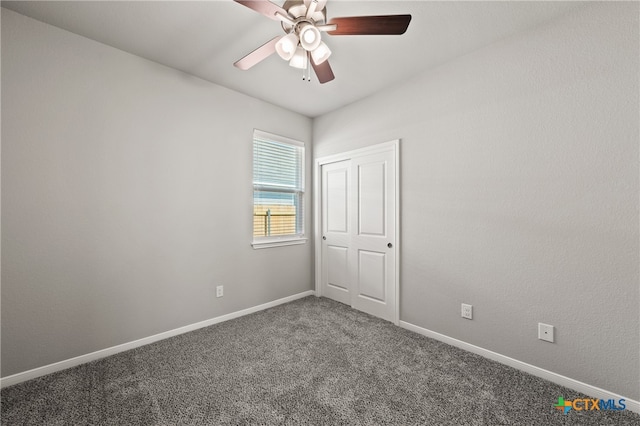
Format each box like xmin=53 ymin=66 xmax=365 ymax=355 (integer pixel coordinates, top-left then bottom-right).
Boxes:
xmin=252 ymin=130 xmax=305 ymax=247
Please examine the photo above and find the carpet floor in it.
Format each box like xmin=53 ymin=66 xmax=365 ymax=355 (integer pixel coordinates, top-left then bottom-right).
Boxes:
xmin=1 ymin=296 xmax=639 ymax=425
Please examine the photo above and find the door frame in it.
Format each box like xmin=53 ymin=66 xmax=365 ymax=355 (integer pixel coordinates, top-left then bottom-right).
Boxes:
xmin=314 ymin=140 xmax=400 ymax=325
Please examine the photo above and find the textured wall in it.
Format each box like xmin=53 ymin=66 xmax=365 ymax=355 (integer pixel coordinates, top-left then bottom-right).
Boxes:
xmin=314 ymin=3 xmax=639 ymax=400
xmin=1 ymin=9 xmax=313 ymax=377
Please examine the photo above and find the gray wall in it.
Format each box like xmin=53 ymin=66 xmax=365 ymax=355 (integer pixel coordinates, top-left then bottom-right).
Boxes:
xmin=314 ymin=3 xmax=639 ymax=400
xmin=1 ymin=9 xmax=313 ymax=377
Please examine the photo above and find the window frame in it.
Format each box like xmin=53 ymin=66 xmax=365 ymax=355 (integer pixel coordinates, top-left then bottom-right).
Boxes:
xmin=251 ymin=129 xmax=307 ymax=249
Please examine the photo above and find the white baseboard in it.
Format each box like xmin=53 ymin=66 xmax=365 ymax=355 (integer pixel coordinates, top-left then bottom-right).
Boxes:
xmin=0 ymin=290 xmax=315 ymax=389
xmin=399 ymin=321 xmax=639 ymax=414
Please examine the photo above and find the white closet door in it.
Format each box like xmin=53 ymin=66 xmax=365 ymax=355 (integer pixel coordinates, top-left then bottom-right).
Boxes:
xmin=349 ymin=150 xmax=396 ymax=321
xmin=320 ymin=145 xmax=397 ymax=322
xmin=321 ymin=159 xmax=352 ymax=306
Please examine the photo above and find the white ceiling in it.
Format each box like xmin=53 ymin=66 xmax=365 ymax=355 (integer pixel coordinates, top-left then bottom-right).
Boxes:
xmin=2 ymin=1 xmax=587 ymax=117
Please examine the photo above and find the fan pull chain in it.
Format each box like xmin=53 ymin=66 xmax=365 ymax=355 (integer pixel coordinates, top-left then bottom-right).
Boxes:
xmin=302 ymin=51 xmax=311 ymax=82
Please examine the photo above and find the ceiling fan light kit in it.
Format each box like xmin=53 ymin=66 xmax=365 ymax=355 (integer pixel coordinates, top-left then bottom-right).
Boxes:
xmin=299 ymin=24 xmax=321 ymax=51
xmin=275 ymin=33 xmax=299 ymax=60
xmin=310 ymin=41 xmax=331 ymax=65
xmin=289 ymin=46 xmax=308 ymax=69
xmin=233 ymin=0 xmax=412 ymax=84
xmin=304 ymin=0 xmax=327 ymax=12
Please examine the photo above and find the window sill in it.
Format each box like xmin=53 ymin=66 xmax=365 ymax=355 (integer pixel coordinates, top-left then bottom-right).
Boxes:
xmin=251 ymin=237 xmax=307 ymax=250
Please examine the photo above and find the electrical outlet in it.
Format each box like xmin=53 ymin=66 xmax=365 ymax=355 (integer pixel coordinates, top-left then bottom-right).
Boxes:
xmin=538 ymin=323 xmax=554 ymax=343
xmin=216 ymin=285 xmax=224 ymax=298
xmin=461 ymin=303 xmax=473 ymax=320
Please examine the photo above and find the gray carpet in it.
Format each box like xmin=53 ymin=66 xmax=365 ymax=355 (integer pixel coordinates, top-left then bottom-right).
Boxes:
xmin=1 ymin=296 xmax=639 ymax=425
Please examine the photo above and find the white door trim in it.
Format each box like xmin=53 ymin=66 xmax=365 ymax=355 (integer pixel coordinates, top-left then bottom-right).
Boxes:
xmin=314 ymin=140 xmax=400 ymax=325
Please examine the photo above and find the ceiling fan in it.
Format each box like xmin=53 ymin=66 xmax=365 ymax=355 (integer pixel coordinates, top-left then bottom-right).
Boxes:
xmin=233 ymin=0 xmax=411 ymax=84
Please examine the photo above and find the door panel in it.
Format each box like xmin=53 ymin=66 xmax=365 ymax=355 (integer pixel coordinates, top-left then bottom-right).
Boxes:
xmin=358 ymin=162 xmax=386 ymax=236
xmin=327 ymin=246 xmax=349 ymax=290
xmin=321 ymin=160 xmax=351 ymax=306
xmin=327 ymin=169 xmax=349 ymax=232
xmin=357 ymin=250 xmax=386 ymax=301
xmin=350 ymin=151 xmax=396 ymax=321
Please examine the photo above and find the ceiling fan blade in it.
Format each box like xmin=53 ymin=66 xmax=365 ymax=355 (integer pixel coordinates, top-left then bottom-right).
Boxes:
xmin=234 ymin=0 xmax=290 ymax=21
xmin=234 ymin=36 xmax=282 ymax=70
xmin=311 ymin=58 xmax=335 ymax=84
xmin=327 ymin=15 xmax=412 ymax=35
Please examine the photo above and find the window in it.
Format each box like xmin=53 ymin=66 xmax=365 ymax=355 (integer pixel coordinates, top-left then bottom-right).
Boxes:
xmin=252 ymin=130 xmax=305 ymax=249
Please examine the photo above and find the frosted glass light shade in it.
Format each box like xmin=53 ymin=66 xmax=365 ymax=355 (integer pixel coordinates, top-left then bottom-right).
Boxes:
xmin=276 ymin=33 xmax=299 ymax=60
xmin=303 ymin=0 xmax=327 ymax=11
xmin=299 ymin=25 xmax=321 ymax=51
xmin=310 ymin=11 xmax=325 ymax=23
xmin=288 ymin=4 xmax=306 ymax=18
xmin=289 ymin=46 xmax=308 ymax=69
xmin=311 ymin=42 xmax=331 ymax=65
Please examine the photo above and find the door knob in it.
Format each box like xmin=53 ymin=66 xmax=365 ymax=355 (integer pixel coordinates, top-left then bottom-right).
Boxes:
xmin=323 ymin=236 xmax=327 ymax=240
xmin=387 ymin=242 xmax=393 ymax=248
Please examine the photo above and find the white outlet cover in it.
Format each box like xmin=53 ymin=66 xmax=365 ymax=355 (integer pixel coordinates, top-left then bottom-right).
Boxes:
xmin=538 ymin=323 xmax=554 ymax=343
xmin=461 ymin=303 xmax=473 ymax=320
